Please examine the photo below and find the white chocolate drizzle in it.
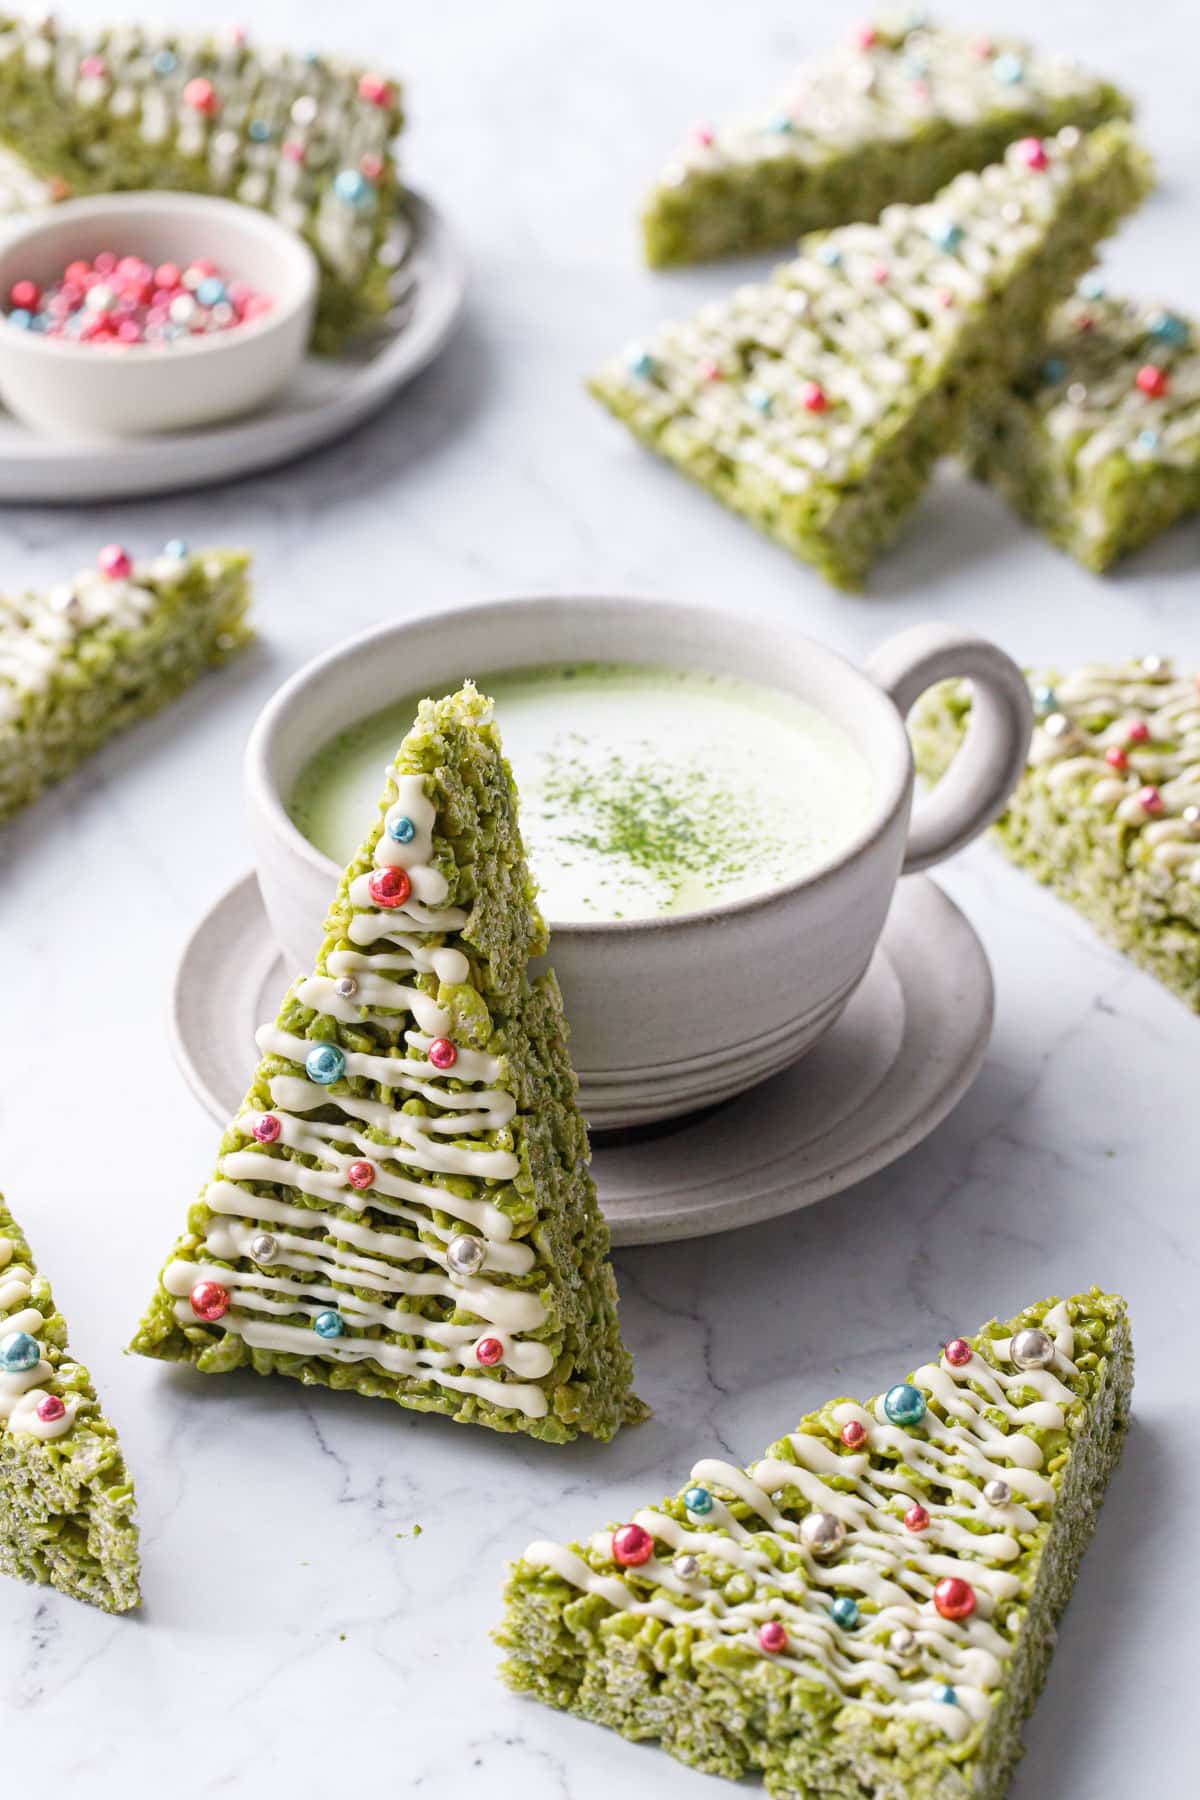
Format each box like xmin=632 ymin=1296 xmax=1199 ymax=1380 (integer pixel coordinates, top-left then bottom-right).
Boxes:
xmin=524 ymin=1304 xmax=1085 ymax=1741
xmin=180 ymin=760 xmax=556 ymax=1420
xmin=0 ymin=1238 xmax=78 ymax=1442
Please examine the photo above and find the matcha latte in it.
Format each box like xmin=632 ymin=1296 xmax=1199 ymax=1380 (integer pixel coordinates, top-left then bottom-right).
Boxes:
xmin=289 ymin=663 xmax=876 ymax=922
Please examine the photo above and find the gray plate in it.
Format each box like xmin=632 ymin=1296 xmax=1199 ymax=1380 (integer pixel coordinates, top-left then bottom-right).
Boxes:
xmin=0 ymin=190 xmax=464 ymax=502
xmin=169 ymin=870 xmax=992 ymax=1246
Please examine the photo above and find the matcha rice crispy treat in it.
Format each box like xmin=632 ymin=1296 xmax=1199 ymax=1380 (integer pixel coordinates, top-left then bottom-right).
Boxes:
xmin=965 ymin=289 xmax=1200 ymax=570
xmin=0 ymin=14 xmax=405 ymax=353
xmin=913 ymin=660 xmax=1200 ymax=1010
xmin=593 ymin=124 xmax=1151 ymax=591
xmin=131 ymin=686 xmax=643 ymax=1444
xmin=0 ymin=1194 xmax=139 ymax=1613
xmin=643 ymin=16 xmax=1129 ymax=268
xmin=499 ymin=1289 xmax=1130 ymax=1799
xmin=0 ymin=540 xmax=251 ymax=827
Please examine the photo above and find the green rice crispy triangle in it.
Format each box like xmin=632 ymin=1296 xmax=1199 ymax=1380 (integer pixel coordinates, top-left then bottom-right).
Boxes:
xmin=499 ymin=1288 xmax=1130 ymax=1797
xmin=132 ymin=686 xmax=644 ymax=1443
xmin=0 ymin=1194 xmax=140 ymax=1613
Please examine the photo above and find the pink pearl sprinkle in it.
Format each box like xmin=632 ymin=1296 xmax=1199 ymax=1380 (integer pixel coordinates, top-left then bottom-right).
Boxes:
xmin=358 ymin=73 xmax=392 ymax=106
xmin=695 ymin=124 xmax=714 ymax=147
xmin=871 ymin=263 xmax=890 ymax=284
xmin=853 ymin=25 xmax=878 ymax=50
xmin=154 ymin=262 xmax=181 ymax=290
xmin=802 ymin=381 xmax=829 ymax=413
xmin=346 ymin=1159 xmax=376 ymax=1190
xmin=840 ymin=1420 xmax=867 ymax=1449
xmin=183 ymin=76 xmax=218 ymax=115
xmin=97 ymin=544 xmax=132 ymax=579
xmin=93 ymin=251 xmax=117 ymax=275
xmin=475 ymin=1336 xmax=504 ymax=1366
xmin=1126 ymin=719 xmax=1151 ymax=743
xmin=944 ymin=1338 xmax=972 ymax=1367
xmin=758 ymin=1622 xmax=788 ymax=1654
xmin=428 ymin=1038 xmax=458 ymax=1071
xmin=79 ymin=54 xmax=107 ymax=80
xmin=36 ymin=1394 xmax=67 ymax=1423
xmin=252 ymin=1113 xmax=282 ymax=1143
xmin=1138 ymin=786 xmax=1164 ymax=815
xmin=10 ymin=278 xmax=39 ymax=310
xmin=611 ymin=1523 xmax=653 ymax=1567
xmin=1016 ymin=137 xmax=1049 ymax=171
xmin=360 ymin=152 xmax=385 ymax=182
xmin=282 ymin=140 xmax=306 ymax=164
xmin=905 ymin=1503 xmax=930 ymax=1532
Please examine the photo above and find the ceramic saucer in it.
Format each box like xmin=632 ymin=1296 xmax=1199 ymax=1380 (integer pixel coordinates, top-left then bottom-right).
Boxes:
xmin=0 ymin=190 xmax=463 ymax=502
xmin=170 ymin=871 xmax=991 ymax=1246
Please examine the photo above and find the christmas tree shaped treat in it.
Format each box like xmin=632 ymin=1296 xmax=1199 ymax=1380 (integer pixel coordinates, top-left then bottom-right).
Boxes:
xmin=0 ymin=1194 xmax=139 ymax=1613
xmin=0 ymin=16 xmax=405 ymax=353
xmin=499 ymin=1290 xmax=1130 ymax=1795
xmin=594 ymin=122 xmax=1150 ymax=590
xmin=1 ymin=540 xmax=251 ymax=827
xmin=913 ymin=658 xmax=1200 ymax=1009
xmin=132 ymin=687 xmax=643 ymax=1443
xmin=643 ymin=16 xmax=1129 ymax=268
xmin=965 ymin=288 xmax=1200 ymax=571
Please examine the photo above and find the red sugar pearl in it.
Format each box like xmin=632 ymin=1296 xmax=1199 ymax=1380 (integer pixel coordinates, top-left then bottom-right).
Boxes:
xmin=183 ymin=76 xmax=219 ymax=115
xmin=841 ymin=1420 xmax=867 ymax=1449
xmin=695 ymin=124 xmax=714 ymax=146
xmin=944 ymin=1338 xmax=972 ymax=1367
xmin=97 ymin=543 xmax=132 ymax=579
xmin=79 ymin=54 xmax=107 ymax=79
xmin=190 ymin=1280 xmax=231 ymax=1323
xmin=368 ymin=866 xmax=412 ymax=908
xmin=699 ymin=357 xmax=722 ymax=381
xmin=155 ymin=261 xmax=181 ymax=290
xmin=802 ymin=381 xmax=829 ymax=413
xmin=360 ymin=152 xmax=385 ymax=182
xmin=358 ymin=73 xmax=393 ymax=106
xmin=428 ymin=1038 xmax=458 ymax=1071
xmin=611 ymin=1522 xmax=653 ymax=1567
xmin=1015 ymin=137 xmax=1048 ymax=171
xmin=1138 ymin=786 xmax=1164 ymax=815
xmin=1136 ymin=364 xmax=1169 ymax=399
xmin=10 ymin=278 xmax=39 ymax=310
xmin=1126 ymin=719 xmax=1150 ymax=743
xmin=904 ymin=1503 xmax=930 ymax=1533
xmin=933 ymin=1576 xmax=976 ymax=1621
xmin=36 ymin=1394 xmax=66 ymax=1423
xmin=346 ymin=1160 xmax=376 ymax=1190
xmin=758 ymin=1621 xmax=789 ymax=1654
xmin=1105 ymin=746 xmax=1129 ymax=771
xmin=252 ymin=1113 xmax=282 ymax=1143
xmin=475 ymin=1336 xmax=504 ymax=1366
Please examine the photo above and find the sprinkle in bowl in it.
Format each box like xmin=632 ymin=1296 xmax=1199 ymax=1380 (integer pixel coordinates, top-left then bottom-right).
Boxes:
xmin=0 ymin=191 xmax=317 ymax=439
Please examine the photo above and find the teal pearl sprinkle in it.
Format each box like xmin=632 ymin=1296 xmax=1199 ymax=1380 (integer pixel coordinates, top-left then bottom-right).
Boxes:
xmin=0 ymin=1331 xmax=41 ymax=1373
xmin=314 ymin=1310 xmax=346 ymax=1339
xmin=883 ymin=1384 xmax=927 ymax=1427
xmin=831 ymin=1596 xmax=860 ymax=1629
xmin=684 ymin=1485 xmax=714 ymax=1515
xmin=387 ymin=814 xmax=416 ymax=843
xmin=306 ymin=1043 xmax=346 ymax=1086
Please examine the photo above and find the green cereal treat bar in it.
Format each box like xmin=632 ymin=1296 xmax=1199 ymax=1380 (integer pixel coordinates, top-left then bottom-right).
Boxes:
xmin=913 ymin=660 xmax=1200 ymax=1010
xmin=499 ymin=1289 xmax=1130 ymax=1799
xmin=594 ymin=124 xmax=1151 ymax=591
xmin=131 ymin=686 xmax=645 ymax=1445
xmin=965 ymin=289 xmax=1200 ymax=571
xmin=0 ymin=541 xmax=252 ymax=827
xmin=643 ymin=16 xmax=1129 ymax=268
xmin=0 ymin=15 xmax=405 ymax=353
xmin=0 ymin=1194 xmax=139 ymax=1613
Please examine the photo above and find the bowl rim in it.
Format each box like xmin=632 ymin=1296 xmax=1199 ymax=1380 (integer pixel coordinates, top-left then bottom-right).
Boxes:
xmin=246 ymin=593 xmax=916 ymax=939
xmin=0 ymin=190 xmax=318 ymax=362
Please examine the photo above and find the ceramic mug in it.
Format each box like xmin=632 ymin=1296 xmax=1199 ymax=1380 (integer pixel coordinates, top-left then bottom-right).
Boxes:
xmin=245 ymin=596 xmax=1032 ymax=1130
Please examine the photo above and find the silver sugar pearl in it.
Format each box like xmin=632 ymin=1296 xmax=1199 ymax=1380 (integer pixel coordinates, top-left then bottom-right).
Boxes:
xmin=48 ymin=584 xmax=82 ymax=621
xmin=290 ymin=94 xmax=319 ymax=127
xmin=1182 ymin=804 xmax=1200 ymax=832
xmin=983 ymin=1478 xmax=1012 ymax=1505
xmin=334 ymin=975 xmax=359 ymax=999
xmin=1058 ymin=125 xmax=1081 ymax=149
xmin=1001 ymin=200 xmax=1023 ymax=224
xmin=890 ymin=1626 xmax=917 ymax=1658
xmin=213 ymin=129 xmax=240 ymax=158
xmin=1066 ymin=382 xmax=1088 ymax=406
xmin=674 ymin=1553 xmax=700 ymax=1581
xmin=1010 ymin=1326 xmax=1055 ymax=1371
xmin=249 ymin=1232 xmax=279 ymax=1264
xmin=1141 ymin=654 xmax=1168 ymax=675
xmin=445 ymin=1233 xmax=486 ymax=1278
xmin=1042 ymin=712 xmax=1073 ymax=740
xmin=799 ymin=1510 xmax=846 ymax=1558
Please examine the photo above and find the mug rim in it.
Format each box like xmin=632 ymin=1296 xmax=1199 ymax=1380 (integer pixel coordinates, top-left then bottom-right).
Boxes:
xmin=244 ymin=592 xmax=916 ymax=938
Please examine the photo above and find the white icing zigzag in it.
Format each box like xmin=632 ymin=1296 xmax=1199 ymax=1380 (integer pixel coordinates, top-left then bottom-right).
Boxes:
xmin=524 ymin=1303 xmax=1081 ymax=1744
xmin=0 ymin=1236 xmax=78 ymax=1443
xmin=163 ymin=768 xmax=555 ymax=1420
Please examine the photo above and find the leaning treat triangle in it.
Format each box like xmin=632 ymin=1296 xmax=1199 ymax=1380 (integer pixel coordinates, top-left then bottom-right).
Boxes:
xmin=0 ymin=1195 xmax=139 ymax=1613
xmin=499 ymin=1289 xmax=1130 ymax=1795
xmin=0 ymin=15 xmax=404 ymax=353
xmin=914 ymin=660 xmax=1200 ymax=1010
xmin=132 ymin=686 xmax=644 ymax=1443
xmin=965 ymin=287 xmax=1200 ymax=571
xmin=597 ymin=122 xmax=1150 ymax=590
xmin=642 ymin=16 xmax=1129 ymax=267
xmin=1 ymin=540 xmax=251 ymax=827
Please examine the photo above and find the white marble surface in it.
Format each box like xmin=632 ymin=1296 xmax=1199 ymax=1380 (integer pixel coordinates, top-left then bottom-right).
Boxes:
xmin=0 ymin=1 xmax=1196 ymax=1793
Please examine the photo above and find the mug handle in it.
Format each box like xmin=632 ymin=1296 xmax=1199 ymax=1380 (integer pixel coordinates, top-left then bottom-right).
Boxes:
xmin=866 ymin=622 xmax=1033 ymax=876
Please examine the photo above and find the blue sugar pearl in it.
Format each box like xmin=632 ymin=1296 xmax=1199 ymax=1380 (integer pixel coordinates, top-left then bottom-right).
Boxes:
xmin=1033 ymin=684 xmax=1057 ymax=715
xmin=817 ymin=244 xmax=842 ymax=267
xmin=153 ymin=49 xmax=178 ymax=75
xmin=930 ymin=220 xmax=963 ymax=253
xmin=831 ymin=1596 xmax=860 ymax=1630
xmin=162 ymin=539 xmax=189 ymax=559
xmin=0 ymin=1331 xmax=41 ymax=1373
xmin=883 ymin=1384 xmax=927 ymax=1427
xmin=313 ymin=1309 xmax=346 ymax=1339
xmin=767 ymin=115 xmax=794 ymax=133
xmin=7 ymin=308 xmax=32 ymax=330
xmin=1040 ymin=357 xmax=1067 ymax=385
xmin=938 ymin=1685 xmax=958 ymax=1705
xmin=196 ymin=276 xmax=227 ymax=308
xmin=1136 ymin=428 xmax=1161 ymax=454
xmin=248 ymin=118 xmax=274 ymax=143
xmin=684 ymin=1485 xmax=714 ymax=1515
xmin=334 ymin=168 xmax=373 ymax=207
xmin=993 ymin=53 xmax=1024 ymax=84
xmin=747 ymin=387 xmax=772 ymax=413
xmin=1078 ymin=274 xmax=1106 ymax=302
xmin=628 ymin=348 xmax=657 ymax=379
xmin=387 ymin=814 xmax=416 ymax=844
xmin=306 ymin=1042 xmax=346 ymax=1086
xmin=1149 ymin=310 xmax=1189 ymax=348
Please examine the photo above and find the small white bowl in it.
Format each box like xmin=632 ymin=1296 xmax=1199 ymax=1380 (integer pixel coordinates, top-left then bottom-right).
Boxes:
xmin=0 ymin=192 xmax=317 ymax=439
